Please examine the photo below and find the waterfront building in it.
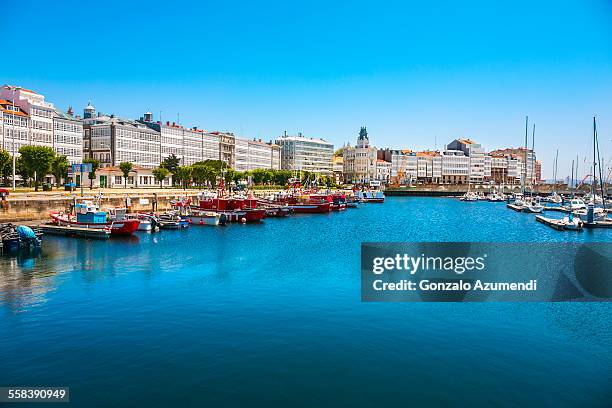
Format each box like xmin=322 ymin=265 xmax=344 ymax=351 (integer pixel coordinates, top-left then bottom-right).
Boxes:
xmin=343 ymin=127 xmax=377 ymax=183
xmin=390 ymin=150 xmax=438 ymax=184
xmin=53 ymin=108 xmax=83 ymax=164
xmin=490 ymin=147 xmax=537 ymax=186
xmin=0 ymin=85 xmax=83 ymax=163
xmin=276 ymin=133 xmax=334 ymax=176
xmin=0 ymin=98 xmax=30 ymax=155
xmin=234 ymin=138 xmax=281 ymax=171
xmin=332 ymin=155 xmax=344 ymax=185
xmin=215 ymin=132 xmax=236 ymax=169
xmin=83 ymin=110 xmax=161 ymax=168
xmin=446 ymin=139 xmax=485 ymax=183
xmin=90 ymin=165 xmax=173 ymax=188
xmin=375 ymin=159 xmax=392 ymax=184
xmin=138 ymin=113 xmax=221 ymax=166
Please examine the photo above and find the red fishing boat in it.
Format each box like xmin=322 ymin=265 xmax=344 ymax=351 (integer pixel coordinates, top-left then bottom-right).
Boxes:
xmin=285 ymin=194 xmax=333 ymax=213
xmin=330 ymin=193 xmax=347 ymax=210
xmin=198 ymin=195 xmax=266 ymax=222
xmin=50 ymin=202 xmax=140 ymax=236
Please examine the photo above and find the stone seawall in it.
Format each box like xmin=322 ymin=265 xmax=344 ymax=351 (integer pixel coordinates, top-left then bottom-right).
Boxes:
xmin=0 ymin=192 xmax=198 ymax=222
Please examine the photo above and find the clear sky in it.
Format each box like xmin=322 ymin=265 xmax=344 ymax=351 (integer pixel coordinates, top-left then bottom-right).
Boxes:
xmin=4 ymin=0 xmax=612 ymax=179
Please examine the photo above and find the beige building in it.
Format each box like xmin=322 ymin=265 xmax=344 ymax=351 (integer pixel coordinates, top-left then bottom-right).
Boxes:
xmin=343 ymin=127 xmax=377 ymax=183
xmin=332 ymin=155 xmax=344 ymax=185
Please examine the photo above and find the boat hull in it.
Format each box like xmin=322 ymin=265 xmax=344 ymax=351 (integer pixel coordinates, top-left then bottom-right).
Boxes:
xmin=190 ymin=214 xmax=221 ymax=226
xmin=289 ymin=203 xmax=332 ymax=213
xmin=51 ymin=213 xmax=140 ymax=236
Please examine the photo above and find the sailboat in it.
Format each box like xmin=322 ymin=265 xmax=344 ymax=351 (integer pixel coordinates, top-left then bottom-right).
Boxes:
xmin=509 ymin=116 xmax=530 ymax=210
xmin=576 ymin=117 xmax=609 ymax=221
xmin=523 ymin=123 xmax=543 ymax=213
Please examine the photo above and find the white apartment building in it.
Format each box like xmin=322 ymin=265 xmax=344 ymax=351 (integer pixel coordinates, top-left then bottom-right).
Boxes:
xmin=276 ymin=133 xmax=333 ymax=176
xmin=234 ymin=138 xmax=281 ymax=171
xmin=446 ymin=139 xmax=485 ymax=183
xmin=84 ymin=111 xmax=160 ymax=168
xmin=0 ymin=85 xmax=83 ymax=163
xmin=375 ymin=159 xmax=392 ymax=183
xmin=390 ymin=151 xmax=437 ymax=184
xmin=343 ymin=127 xmax=377 ymax=183
xmin=138 ymin=113 xmax=221 ymax=166
xmin=53 ymin=109 xmax=83 ymax=164
xmin=0 ymin=98 xmax=30 ymax=155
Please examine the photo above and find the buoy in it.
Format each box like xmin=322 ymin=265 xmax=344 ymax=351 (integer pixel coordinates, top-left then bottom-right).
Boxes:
xmin=240 ymin=218 xmax=247 ymax=223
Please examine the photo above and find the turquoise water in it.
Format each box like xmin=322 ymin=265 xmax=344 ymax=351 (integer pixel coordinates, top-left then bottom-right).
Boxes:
xmin=1 ymin=197 xmax=611 ymax=407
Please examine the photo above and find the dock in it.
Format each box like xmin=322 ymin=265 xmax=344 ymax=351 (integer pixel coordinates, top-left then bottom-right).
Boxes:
xmin=506 ymin=203 xmax=524 ymax=212
xmin=535 ymin=215 xmax=568 ymax=231
xmin=535 ymin=215 xmax=584 ymax=231
xmin=584 ymin=219 xmax=612 ymax=229
xmin=543 ymin=206 xmax=571 ymax=213
xmin=39 ymin=223 xmax=111 ymax=239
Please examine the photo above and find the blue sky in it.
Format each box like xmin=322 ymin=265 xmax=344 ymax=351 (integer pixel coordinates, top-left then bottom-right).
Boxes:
xmin=4 ymin=0 xmax=612 ymax=179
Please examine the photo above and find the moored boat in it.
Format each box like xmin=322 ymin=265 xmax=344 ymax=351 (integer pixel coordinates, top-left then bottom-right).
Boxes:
xmin=189 ymin=210 xmax=221 ymax=226
xmin=198 ymin=195 xmax=266 ymax=222
xmin=51 ymin=202 xmax=139 ymax=236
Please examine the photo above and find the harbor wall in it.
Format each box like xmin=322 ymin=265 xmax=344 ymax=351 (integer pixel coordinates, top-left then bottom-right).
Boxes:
xmin=0 ymin=192 xmax=198 ymax=222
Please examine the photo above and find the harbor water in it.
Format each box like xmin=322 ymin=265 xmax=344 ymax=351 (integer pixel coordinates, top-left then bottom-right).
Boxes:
xmin=1 ymin=197 xmax=611 ymax=407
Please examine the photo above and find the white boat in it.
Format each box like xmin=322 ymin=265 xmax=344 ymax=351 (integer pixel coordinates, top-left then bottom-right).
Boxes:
xmin=460 ymin=191 xmax=478 ymax=201
xmin=545 ymin=193 xmax=563 ymax=204
xmin=560 ymin=214 xmax=584 ymax=230
xmin=573 ymin=207 xmax=609 ymax=221
xmin=523 ymin=201 xmax=544 ymax=213
xmin=564 ymin=198 xmax=587 ymax=211
xmin=487 ymin=192 xmax=504 ymax=202
xmin=189 ymin=210 xmax=221 ymax=226
xmin=583 ymin=193 xmax=604 ymax=205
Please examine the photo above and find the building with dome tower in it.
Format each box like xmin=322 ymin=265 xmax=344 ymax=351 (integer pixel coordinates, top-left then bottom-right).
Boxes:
xmin=342 ymin=127 xmax=378 ymax=184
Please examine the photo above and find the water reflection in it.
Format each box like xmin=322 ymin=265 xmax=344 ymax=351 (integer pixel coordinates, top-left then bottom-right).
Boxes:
xmin=0 ymin=248 xmax=56 ymax=312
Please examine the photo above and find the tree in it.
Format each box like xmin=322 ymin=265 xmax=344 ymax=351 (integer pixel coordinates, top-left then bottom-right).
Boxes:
xmin=83 ymin=157 xmax=101 ymax=189
xmin=18 ymin=145 xmax=55 ymax=191
xmin=152 ymin=167 xmax=170 ymax=188
xmin=174 ymin=166 xmax=192 ymax=190
xmin=119 ymin=162 xmax=133 ymax=189
xmin=16 ymin=156 xmax=33 ymax=187
xmin=51 ymin=155 xmax=70 ymax=187
xmin=190 ymin=164 xmax=208 ymax=188
xmin=251 ymin=168 xmax=266 ymax=185
xmin=161 ymin=153 xmax=180 ymax=179
xmin=0 ymin=149 xmax=10 ymax=185
xmin=224 ymin=168 xmax=237 ymax=184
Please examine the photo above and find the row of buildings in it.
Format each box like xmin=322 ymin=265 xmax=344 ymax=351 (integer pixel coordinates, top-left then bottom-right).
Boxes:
xmin=339 ymin=128 xmax=541 ymax=186
xmin=0 ymin=84 xmax=541 ymax=187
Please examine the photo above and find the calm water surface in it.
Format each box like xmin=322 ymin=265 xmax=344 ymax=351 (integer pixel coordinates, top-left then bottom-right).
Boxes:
xmin=1 ymin=197 xmax=611 ymax=407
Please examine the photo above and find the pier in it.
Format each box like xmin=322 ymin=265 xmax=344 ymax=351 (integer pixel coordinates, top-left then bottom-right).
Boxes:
xmin=39 ymin=224 xmax=111 ymax=239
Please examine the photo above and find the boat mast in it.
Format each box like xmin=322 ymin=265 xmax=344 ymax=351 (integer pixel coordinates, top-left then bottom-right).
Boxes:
xmin=531 ymin=123 xmax=535 ymax=196
xmin=553 ymin=149 xmax=558 ymax=191
xmin=595 ymin=117 xmax=606 ymax=210
xmin=570 ymin=159 xmax=574 ymax=198
xmin=592 ymin=117 xmax=596 ymax=198
xmin=522 ymin=116 xmax=528 ymax=195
